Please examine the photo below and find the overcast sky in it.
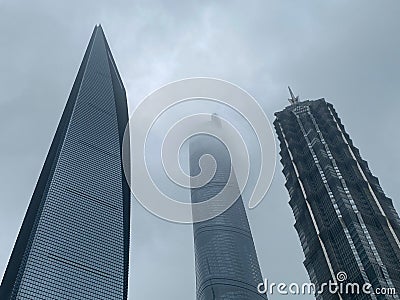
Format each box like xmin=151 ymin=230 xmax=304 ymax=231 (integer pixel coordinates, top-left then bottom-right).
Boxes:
xmin=1 ymin=1 xmax=400 ymax=299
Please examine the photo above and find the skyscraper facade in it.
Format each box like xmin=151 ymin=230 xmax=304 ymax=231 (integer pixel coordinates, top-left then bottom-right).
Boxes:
xmin=189 ymin=131 xmax=267 ymax=300
xmin=0 ymin=25 xmax=130 ymax=299
xmin=274 ymin=97 xmax=400 ymax=299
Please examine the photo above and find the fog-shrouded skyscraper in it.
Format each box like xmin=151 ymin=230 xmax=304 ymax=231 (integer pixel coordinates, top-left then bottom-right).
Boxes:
xmin=0 ymin=25 xmax=130 ymax=299
xmin=274 ymin=93 xmax=400 ymax=300
xmin=189 ymin=122 xmax=268 ymax=300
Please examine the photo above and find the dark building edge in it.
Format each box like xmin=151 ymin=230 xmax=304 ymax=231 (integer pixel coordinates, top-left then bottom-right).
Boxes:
xmin=99 ymin=26 xmax=131 ymax=299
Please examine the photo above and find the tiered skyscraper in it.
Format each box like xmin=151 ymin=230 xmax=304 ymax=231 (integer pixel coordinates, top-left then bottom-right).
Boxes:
xmin=189 ymin=126 xmax=268 ymax=300
xmin=274 ymin=92 xmax=400 ymax=299
xmin=0 ymin=25 xmax=130 ymax=299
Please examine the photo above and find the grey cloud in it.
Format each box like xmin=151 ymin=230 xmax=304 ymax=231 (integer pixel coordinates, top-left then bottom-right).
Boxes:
xmin=1 ymin=1 xmax=399 ymax=299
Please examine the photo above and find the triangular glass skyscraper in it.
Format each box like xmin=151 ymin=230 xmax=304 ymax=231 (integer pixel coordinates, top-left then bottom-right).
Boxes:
xmin=0 ymin=25 xmax=130 ymax=299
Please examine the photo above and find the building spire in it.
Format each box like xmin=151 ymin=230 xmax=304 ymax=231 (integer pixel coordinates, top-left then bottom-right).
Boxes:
xmin=288 ymin=86 xmax=299 ymax=104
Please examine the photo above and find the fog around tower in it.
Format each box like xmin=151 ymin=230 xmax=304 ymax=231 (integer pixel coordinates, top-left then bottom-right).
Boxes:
xmin=0 ymin=1 xmax=399 ymax=299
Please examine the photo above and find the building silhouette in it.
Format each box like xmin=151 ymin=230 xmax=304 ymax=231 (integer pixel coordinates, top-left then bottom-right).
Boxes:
xmin=0 ymin=25 xmax=130 ymax=299
xmin=189 ymin=122 xmax=268 ymax=300
xmin=274 ymin=93 xmax=400 ymax=299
